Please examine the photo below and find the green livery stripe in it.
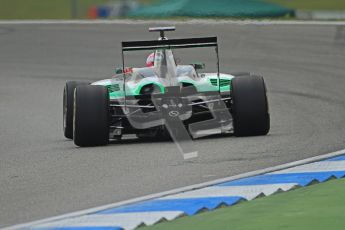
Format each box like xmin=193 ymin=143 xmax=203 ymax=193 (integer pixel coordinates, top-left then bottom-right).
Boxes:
xmin=209 ymin=78 xmax=231 ymax=87
xmin=107 ymin=84 xmax=120 ymax=93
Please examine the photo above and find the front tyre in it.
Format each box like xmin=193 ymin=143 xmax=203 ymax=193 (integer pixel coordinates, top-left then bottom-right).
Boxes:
xmin=63 ymin=81 xmax=90 ymax=139
xmin=73 ymin=85 xmax=109 ymax=147
xmin=231 ymin=75 xmax=270 ymax=136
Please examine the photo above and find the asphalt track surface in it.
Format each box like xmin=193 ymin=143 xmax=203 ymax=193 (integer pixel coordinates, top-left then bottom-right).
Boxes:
xmin=0 ymin=23 xmax=345 ymax=227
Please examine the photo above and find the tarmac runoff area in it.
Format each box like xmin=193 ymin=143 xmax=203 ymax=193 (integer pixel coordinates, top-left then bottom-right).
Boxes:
xmin=7 ymin=150 xmax=345 ymax=229
xmin=0 ymin=21 xmax=345 ymax=227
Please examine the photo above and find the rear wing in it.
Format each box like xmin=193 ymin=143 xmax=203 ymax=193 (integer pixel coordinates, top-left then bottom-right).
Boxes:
xmin=122 ymin=37 xmax=218 ymax=51
xmin=120 ymin=36 xmax=221 ymax=102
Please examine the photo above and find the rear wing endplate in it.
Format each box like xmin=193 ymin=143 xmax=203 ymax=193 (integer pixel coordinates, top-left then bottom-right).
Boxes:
xmin=122 ymin=37 xmax=217 ymax=51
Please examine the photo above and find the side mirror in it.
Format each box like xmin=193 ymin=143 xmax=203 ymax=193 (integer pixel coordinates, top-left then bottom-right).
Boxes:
xmin=190 ymin=62 xmax=205 ymax=71
xmin=115 ymin=67 xmax=123 ymax=74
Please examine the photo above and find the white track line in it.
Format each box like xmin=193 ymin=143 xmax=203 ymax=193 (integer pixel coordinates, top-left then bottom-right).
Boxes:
xmin=270 ymin=161 xmax=345 ymax=174
xmin=158 ymin=183 xmax=298 ymax=201
xmin=0 ymin=19 xmax=345 ymax=25
xmin=33 ymin=212 xmax=183 ymax=230
xmin=5 ymin=148 xmax=345 ymax=230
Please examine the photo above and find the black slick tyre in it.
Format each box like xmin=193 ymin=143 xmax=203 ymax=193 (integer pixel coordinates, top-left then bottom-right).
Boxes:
xmin=73 ymin=85 xmax=109 ymax=147
xmin=231 ymin=75 xmax=270 ymax=136
xmin=63 ymin=81 xmax=90 ymax=139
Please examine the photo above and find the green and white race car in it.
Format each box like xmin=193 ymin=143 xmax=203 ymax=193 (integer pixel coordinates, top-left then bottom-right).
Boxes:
xmin=63 ymin=27 xmax=270 ymax=147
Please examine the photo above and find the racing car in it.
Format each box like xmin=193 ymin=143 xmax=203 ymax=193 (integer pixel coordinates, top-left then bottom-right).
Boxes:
xmin=63 ymin=27 xmax=270 ymax=147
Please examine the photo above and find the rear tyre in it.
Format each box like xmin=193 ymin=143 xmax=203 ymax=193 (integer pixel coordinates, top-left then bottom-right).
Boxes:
xmin=73 ymin=85 xmax=109 ymax=147
xmin=63 ymin=81 xmax=90 ymax=139
xmin=231 ymin=75 xmax=270 ymax=136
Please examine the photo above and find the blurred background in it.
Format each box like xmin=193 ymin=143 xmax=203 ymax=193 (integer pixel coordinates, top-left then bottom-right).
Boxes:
xmin=0 ymin=0 xmax=345 ymax=20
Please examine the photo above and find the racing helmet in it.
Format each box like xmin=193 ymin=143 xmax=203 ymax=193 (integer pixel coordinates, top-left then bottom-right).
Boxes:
xmin=146 ymin=52 xmax=155 ymax=67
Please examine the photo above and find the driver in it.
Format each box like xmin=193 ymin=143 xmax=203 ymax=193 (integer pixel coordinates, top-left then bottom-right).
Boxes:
xmin=146 ymin=52 xmax=155 ymax=67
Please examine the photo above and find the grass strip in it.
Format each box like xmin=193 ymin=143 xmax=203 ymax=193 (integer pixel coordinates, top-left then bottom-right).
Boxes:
xmin=2 ymin=0 xmax=345 ymax=20
xmin=0 ymin=0 xmax=108 ymax=19
xmin=143 ymin=178 xmax=345 ymax=230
